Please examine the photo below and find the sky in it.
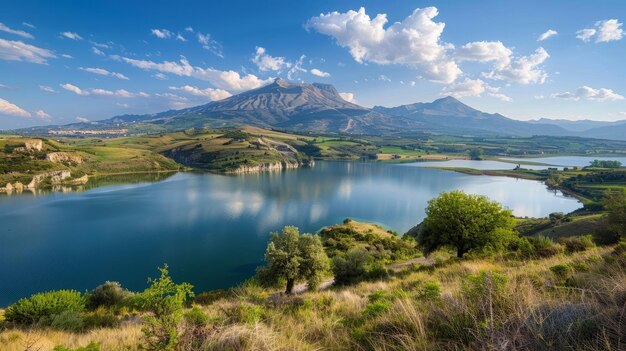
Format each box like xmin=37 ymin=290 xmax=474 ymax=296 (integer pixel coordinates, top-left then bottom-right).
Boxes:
xmin=0 ymin=0 xmax=625 ymax=129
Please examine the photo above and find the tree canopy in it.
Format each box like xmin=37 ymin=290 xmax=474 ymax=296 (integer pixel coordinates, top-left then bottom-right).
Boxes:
xmin=605 ymin=189 xmax=626 ymax=238
xmin=258 ymin=226 xmax=329 ymax=294
xmin=416 ymin=191 xmax=516 ymax=258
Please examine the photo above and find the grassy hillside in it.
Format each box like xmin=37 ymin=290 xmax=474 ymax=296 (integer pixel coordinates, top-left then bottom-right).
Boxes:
xmin=0 ymin=241 xmax=623 ymax=351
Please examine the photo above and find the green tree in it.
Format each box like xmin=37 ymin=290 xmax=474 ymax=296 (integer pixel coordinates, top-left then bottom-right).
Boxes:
xmin=259 ymin=226 xmax=329 ymax=294
xmin=605 ymin=189 xmax=626 ymax=238
xmin=416 ymin=191 xmax=516 ymax=258
xmin=468 ymin=148 xmax=483 ymax=160
xmin=140 ymin=265 xmax=194 ymax=351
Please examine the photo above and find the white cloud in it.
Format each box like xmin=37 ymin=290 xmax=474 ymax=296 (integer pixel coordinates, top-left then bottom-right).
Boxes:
xmin=442 ymin=78 xmax=511 ymax=101
xmin=91 ymin=41 xmax=111 ymax=49
xmin=76 ymin=116 xmax=89 ymax=122
xmin=552 ymin=86 xmax=624 ymax=101
xmin=307 ymin=7 xmax=460 ymax=84
xmin=155 ymin=92 xmax=189 ymax=109
xmin=537 ymin=29 xmax=558 ymax=41
xmin=61 ymin=83 xmax=149 ymax=98
xmin=483 ymin=47 xmax=549 ymax=84
xmin=252 ymin=47 xmax=291 ymax=71
xmin=310 ymin=68 xmax=331 ymax=77
xmin=168 ymin=85 xmax=232 ymax=100
xmin=79 ymin=67 xmax=129 ymax=80
xmin=185 ymin=26 xmax=194 ymax=33
xmin=117 ymin=56 xmax=272 ymax=92
xmin=338 ymin=92 xmax=355 ymax=103
xmin=153 ymin=73 xmax=168 ymax=80
xmin=61 ymin=54 xmax=72 ymax=59
xmin=455 ymin=41 xmax=512 ymax=69
xmin=287 ymin=55 xmax=307 ymax=80
xmin=577 ymin=19 xmax=623 ymax=43
xmin=0 ymin=22 xmax=34 ymax=39
xmin=576 ymin=28 xmax=596 ymax=42
xmin=379 ymin=75 xmax=391 ymax=82
xmin=22 ymin=22 xmax=35 ymax=29
xmin=0 ymin=98 xmax=31 ymax=117
xmin=197 ymin=32 xmax=223 ymax=57
xmin=0 ymin=38 xmax=55 ymax=64
xmin=35 ymin=109 xmax=51 ymax=120
xmin=39 ymin=85 xmax=57 ymax=93
xmin=176 ymin=34 xmax=187 ymax=42
xmin=60 ymin=31 xmax=82 ymax=40
xmin=151 ymin=28 xmax=172 ymax=39
xmin=91 ymin=47 xmax=105 ymax=56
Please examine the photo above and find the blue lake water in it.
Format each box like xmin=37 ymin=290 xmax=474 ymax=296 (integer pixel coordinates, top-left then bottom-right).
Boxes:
xmin=501 ymin=156 xmax=626 ymax=168
xmin=402 ymin=159 xmax=552 ymax=170
xmin=0 ymin=161 xmax=581 ymax=306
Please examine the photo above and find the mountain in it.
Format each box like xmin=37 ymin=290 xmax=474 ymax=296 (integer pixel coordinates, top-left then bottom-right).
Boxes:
xmin=528 ymin=118 xmax=626 ymax=132
xmin=373 ymin=96 xmax=571 ymax=137
xmin=12 ymin=80 xmax=626 ymax=141
xmin=104 ymin=79 xmax=422 ymax=134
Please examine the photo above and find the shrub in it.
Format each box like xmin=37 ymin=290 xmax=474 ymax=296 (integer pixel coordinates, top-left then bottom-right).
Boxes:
xmin=559 ymin=235 xmax=595 ymax=254
xmin=333 ymin=248 xmax=370 ymax=285
xmin=87 ymin=281 xmax=131 ymax=310
xmin=83 ymin=307 xmax=119 ymax=328
xmin=48 ymin=310 xmax=85 ymax=332
xmin=141 ymin=265 xmax=194 ymax=351
xmin=363 ymin=291 xmax=392 ymax=318
xmin=550 ymin=264 xmax=573 ymax=284
xmin=4 ymin=290 xmax=85 ymax=326
xmin=184 ymin=307 xmax=208 ymax=327
xmin=417 ymin=281 xmax=441 ymax=301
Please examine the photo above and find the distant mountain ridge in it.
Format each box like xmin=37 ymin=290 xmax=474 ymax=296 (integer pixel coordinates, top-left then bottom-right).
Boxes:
xmin=12 ymin=79 xmax=626 ymax=141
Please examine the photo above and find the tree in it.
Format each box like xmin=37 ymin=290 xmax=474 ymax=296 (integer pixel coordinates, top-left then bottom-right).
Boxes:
xmin=468 ymin=148 xmax=483 ymax=160
xmin=605 ymin=189 xmax=626 ymax=238
xmin=259 ymin=226 xmax=329 ymax=294
xmin=416 ymin=191 xmax=516 ymax=258
xmin=140 ymin=265 xmax=194 ymax=351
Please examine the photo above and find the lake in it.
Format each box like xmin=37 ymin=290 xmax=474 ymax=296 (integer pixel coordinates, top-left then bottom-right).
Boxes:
xmin=501 ymin=156 xmax=626 ymax=168
xmin=0 ymin=161 xmax=581 ymax=306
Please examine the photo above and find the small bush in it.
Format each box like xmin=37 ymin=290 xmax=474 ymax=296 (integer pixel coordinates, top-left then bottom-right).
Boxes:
xmin=363 ymin=291 xmax=392 ymax=318
xmin=333 ymin=248 xmax=369 ymax=285
xmin=5 ymin=290 xmax=85 ymax=326
xmin=48 ymin=310 xmax=85 ymax=331
xmin=550 ymin=264 xmax=573 ymax=284
xmin=87 ymin=281 xmax=131 ymax=310
xmin=417 ymin=281 xmax=441 ymax=301
xmin=559 ymin=235 xmax=595 ymax=254
xmin=83 ymin=308 xmax=119 ymax=328
xmin=184 ymin=307 xmax=209 ymax=327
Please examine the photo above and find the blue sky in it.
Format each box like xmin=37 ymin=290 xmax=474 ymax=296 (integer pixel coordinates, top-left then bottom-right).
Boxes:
xmin=1 ymin=0 xmax=625 ymax=129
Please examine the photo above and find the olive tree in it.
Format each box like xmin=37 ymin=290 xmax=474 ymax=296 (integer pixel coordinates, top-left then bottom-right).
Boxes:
xmin=417 ymin=191 xmax=516 ymax=258
xmin=259 ymin=226 xmax=329 ymax=294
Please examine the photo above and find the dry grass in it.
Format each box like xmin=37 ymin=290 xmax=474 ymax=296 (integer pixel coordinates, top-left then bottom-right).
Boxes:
xmin=1 ymin=246 xmax=623 ymax=351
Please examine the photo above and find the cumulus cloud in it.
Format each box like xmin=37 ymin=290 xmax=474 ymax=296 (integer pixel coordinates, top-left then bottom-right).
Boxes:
xmin=35 ymin=109 xmax=51 ymax=120
xmin=60 ymin=31 xmax=82 ymax=40
xmin=307 ymin=7 xmax=460 ymax=84
xmin=79 ymin=67 xmax=129 ymax=80
xmin=197 ymin=32 xmax=223 ymax=57
xmin=116 ymin=56 xmax=272 ymax=92
xmin=552 ymin=86 xmax=624 ymax=101
xmin=338 ymin=92 xmax=356 ymax=103
xmin=39 ymin=85 xmax=57 ymax=93
xmin=537 ymin=29 xmax=558 ymax=41
xmin=0 ymin=22 xmax=34 ymax=39
xmin=168 ymin=85 xmax=232 ymax=101
xmin=442 ymin=78 xmax=511 ymax=101
xmin=0 ymin=98 xmax=31 ymax=117
xmin=61 ymin=83 xmax=149 ymax=98
xmin=0 ymin=38 xmax=55 ymax=64
xmin=456 ymin=41 xmax=512 ymax=69
xmin=577 ymin=19 xmax=623 ymax=43
xmin=151 ymin=28 xmax=172 ymax=39
xmin=483 ymin=47 xmax=549 ymax=84
xmin=310 ymin=68 xmax=331 ymax=77
xmin=252 ymin=47 xmax=291 ymax=71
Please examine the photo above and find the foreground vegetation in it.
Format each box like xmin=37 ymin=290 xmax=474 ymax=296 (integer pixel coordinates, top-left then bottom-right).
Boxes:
xmin=1 ymin=188 xmax=624 ymax=351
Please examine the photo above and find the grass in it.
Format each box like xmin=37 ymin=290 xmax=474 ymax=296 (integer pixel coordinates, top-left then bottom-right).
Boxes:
xmin=1 ymin=245 xmax=623 ymax=351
